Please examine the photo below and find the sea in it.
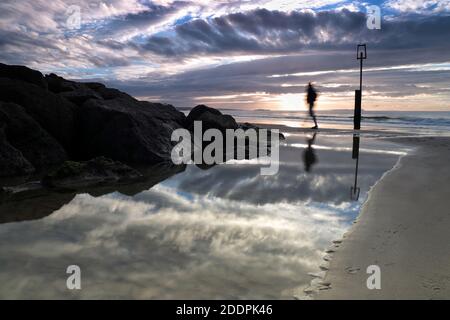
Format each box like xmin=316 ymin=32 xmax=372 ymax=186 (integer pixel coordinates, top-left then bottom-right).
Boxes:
xmin=214 ymin=108 xmax=450 ymax=135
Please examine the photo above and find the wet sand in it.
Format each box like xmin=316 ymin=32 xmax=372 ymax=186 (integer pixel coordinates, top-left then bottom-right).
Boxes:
xmin=314 ymin=136 xmax=450 ymax=299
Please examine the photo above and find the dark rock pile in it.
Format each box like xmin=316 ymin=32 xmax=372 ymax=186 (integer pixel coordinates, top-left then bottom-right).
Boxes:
xmin=0 ymin=63 xmax=252 ymax=181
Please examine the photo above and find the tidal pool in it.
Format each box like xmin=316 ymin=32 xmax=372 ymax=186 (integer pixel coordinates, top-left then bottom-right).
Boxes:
xmin=0 ymin=132 xmax=407 ymax=299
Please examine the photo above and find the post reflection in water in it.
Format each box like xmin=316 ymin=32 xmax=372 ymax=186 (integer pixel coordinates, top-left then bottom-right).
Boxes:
xmin=351 ymin=134 xmax=361 ymax=201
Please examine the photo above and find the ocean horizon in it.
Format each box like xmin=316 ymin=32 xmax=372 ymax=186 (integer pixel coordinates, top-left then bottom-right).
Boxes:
xmin=177 ymin=107 xmax=450 ymax=135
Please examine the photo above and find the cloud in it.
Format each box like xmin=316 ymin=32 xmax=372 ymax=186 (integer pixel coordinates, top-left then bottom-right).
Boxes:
xmin=385 ymin=0 xmax=450 ymax=14
xmin=0 ymin=0 xmax=149 ymax=33
xmin=137 ymin=8 xmax=450 ymax=57
xmin=89 ymin=1 xmax=190 ymax=40
xmin=0 ymin=1 xmax=143 ymax=71
xmin=139 ymin=9 xmax=368 ymax=56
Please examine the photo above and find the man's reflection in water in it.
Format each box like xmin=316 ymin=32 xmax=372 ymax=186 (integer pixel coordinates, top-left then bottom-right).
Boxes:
xmin=303 ymin=132 xmax=318 ymax=172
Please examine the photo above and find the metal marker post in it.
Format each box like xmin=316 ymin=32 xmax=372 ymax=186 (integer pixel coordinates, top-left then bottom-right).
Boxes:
xmin=355 ymin=44 xmax=367 ymax=130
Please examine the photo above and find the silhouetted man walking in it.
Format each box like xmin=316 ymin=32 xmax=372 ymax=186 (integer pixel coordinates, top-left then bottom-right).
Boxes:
xmin=306 ymin=82 xmax=318 ymax=129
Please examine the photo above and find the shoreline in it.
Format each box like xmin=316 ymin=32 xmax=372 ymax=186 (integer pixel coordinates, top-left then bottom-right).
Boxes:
xmin=252 ymin=122 xmax=450 ymax=138
xmin=298 ymin=142 xmax=409 ymax=300
xmin=313 ymin=136 xmax=450 ymax=299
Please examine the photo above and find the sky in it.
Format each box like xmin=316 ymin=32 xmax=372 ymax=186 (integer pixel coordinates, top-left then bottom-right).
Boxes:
xmin=1 ymin=0 xmax=450 ymax=111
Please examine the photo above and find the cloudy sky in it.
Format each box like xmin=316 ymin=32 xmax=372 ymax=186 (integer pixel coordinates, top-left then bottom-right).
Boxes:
xmin=1 ymin=0 xmax=450 ymax=110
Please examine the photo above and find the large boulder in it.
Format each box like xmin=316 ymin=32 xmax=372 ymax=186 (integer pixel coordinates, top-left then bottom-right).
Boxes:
xmin=0 ymin=78 xmax=76 ymax=153
xmin=0 ymin=63 xmax=47 ymax=89
xmin=0 ymin=102 xmax=67 ymax=171
xmin=0 ymin=126 xmax=34 ymax=177
xmin=44 ymin=74 xmax=187 ymax=164
xmin=186 ymin=105 xmax=238 ymax=132
xmin=186 ymin=104 xmax=222 ymax=122
xmin=84 ymin=82 xmax=135 ymax=101
xmin=45 ymin=73 xmax=102 ymax=105
xmin=75 ymin=97 xmax=186 ymax=163
xmin=45 ymin=74 xmax=135 ymax=105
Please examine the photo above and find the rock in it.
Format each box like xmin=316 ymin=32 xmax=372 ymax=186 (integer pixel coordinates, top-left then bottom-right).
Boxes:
xmin=45 ymin=73 xmax=102 ymax=105
xmin=60 ymin=89 xmax=102 ymax=105
xmin=44 ymin=72 xmax=187 ymax=164
xmin=0 ymin=126 xmax=34 ymax=177
xmin=0 ymin=102 xmax=67 ymax=170
xmin=46 ymin=74 xmax=134 ymax=104
xmin=1 ymin=181 xmax=42 ymax=194
xmin=45 ymin=73 xmax=77 ymax=93
xmin=239 ymin=122 xmax=286 ymax=140
xmin=0 ymin=186 xmax=77 ymax=224
xmin=75 ymin=97 xmax=186 ymax=163
xmin=0 ymin=63 xmax=47 ymax=89
xmin=42 ymin=157 xmax=143 ymax=189
xmin=186 ymin=105 xmax=238 ymax=132
xmin=0 ymin=163 xmax=185 ymax=224
xmin=238 ymin=122 xmax=259 ymax=131
xmin=98 ymin=162 xmax=186 ymax=197
xmin=183 ymin=106 xmax=285 ymax=167
xmin=0 ymin=78 xmax=76 ymax=153
xmin=1 ymin=64 xmax=188 ymax=165
xmin=186 ymin=104 xmax=222 ymax=122
xmin=84 ymin=82 xmax=135 ymax=100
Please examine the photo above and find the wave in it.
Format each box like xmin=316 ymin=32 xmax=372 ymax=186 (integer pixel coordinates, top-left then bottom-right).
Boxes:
xmin=362 ymin=115 xmax=450 ymax=128
xmin=179 ymin=107 xmax=450 ymax=129
xmin=231 ymin=111 xmax=450 ymax=129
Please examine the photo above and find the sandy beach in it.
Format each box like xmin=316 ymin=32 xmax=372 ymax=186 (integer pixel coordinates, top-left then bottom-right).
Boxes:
xmin=314 ymin=136 xmax=450 ymax=299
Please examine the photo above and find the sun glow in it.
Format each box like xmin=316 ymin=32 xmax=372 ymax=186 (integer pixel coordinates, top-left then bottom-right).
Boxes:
xmin=277 ymin=93 xmax=306 ymax=110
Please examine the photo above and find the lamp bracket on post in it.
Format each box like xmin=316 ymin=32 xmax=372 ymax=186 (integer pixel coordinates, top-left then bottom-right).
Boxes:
xmin=357 ymin=44 xmax=367 ymax=60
